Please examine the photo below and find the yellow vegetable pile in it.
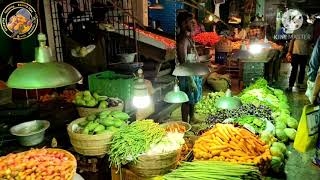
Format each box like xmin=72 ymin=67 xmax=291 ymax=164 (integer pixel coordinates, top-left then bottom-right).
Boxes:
xmin=193 ymin=124 xmax=271 ymax=165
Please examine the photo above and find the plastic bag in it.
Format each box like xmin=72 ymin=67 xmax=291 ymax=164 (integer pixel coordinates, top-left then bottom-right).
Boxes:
xmin=294 ymin=105 xmax=320 ymax=153
xmin=305 ymin=80 xmax=315 ymax=103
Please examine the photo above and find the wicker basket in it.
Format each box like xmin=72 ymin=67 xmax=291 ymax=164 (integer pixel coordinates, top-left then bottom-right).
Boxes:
xmin=77 ymin=98 xmax=124 ymax=117
xmin=47 ymin=148 xmax=77 ymax=180
xmin=215 ymin=37 xmax=232 ymax=53
xmin=67 ymin=118 xmax=113 ymax=156
xmin=128 ymin=150 xmax=178 ymax=178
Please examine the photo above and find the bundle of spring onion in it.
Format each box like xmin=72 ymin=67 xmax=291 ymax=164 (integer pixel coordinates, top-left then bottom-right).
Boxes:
xmin=108 ymin=120 xmax=166 ymax=168
xmin=164 ymin=161 xmax=261 ymax=180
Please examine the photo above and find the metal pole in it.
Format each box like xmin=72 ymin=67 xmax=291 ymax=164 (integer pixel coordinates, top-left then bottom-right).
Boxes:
xmin=43 ymin=0 xmax=57 ymax=61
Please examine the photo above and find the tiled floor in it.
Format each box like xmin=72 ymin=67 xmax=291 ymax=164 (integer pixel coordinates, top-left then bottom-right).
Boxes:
xmin=169 ymin=63 xmax=320 ymax=179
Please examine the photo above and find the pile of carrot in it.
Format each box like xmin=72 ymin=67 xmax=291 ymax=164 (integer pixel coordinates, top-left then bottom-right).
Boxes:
xmin=179 ymin=138 xmax=194 ymax=161
xmin=193 ymin=123 xmax=271 ymax=165
xmin=165 ymin=123 xmax=186 ymax=133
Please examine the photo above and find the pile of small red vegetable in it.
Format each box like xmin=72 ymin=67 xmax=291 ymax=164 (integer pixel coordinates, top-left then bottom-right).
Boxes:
xmin=192 ymin=32 xmax=221 ymax=47
xmin=0 ymin=148 xmax=76 ymax=180
xmin=136 ymin=29 xmax=176 ymax=49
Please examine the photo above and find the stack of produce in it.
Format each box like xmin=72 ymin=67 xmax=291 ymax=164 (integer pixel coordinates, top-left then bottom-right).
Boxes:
xmin=193 ymin=124 xmax=271 ymax=167
xmin=136 ymin=28 xmax=176 ymax=49
xmin=269 ymin=142 xmax=288 ymax=173
xmin=39 ymin=89 xmax=77 ymax=103
xmin=195 ymin=92 xmax=225 ymax=115
xmin=163 ymin=122 xmax=187 ymax=133
xmin=74 ymin=110 xmax=129 ymax=135
xmin=109 ymin=120 xmax=166 ymax=168
xmin=74 ymin=91 xmax=122 ymax=108
xmin=179 ymin=137 xmax=195 ymax=161
xmin=231 ymin=40 xmax=242 ymax=50
xmin=259 ymin=131 xmax=288 ymax=173
xmin=207 ymin=104 xmax=273 ymax=124
xmin=192 ymin=32 xmax=221 ymax=47
xmin=233 ymin=116 xmax=267 ymax=133
xmin=144 ymin=132 xmax=185 ymax=156
xmin=0 ymin=148 xmax=76 ymax=180
xmin=163 ymin=161 xmax=261 ymax=180
xmin=239 ymin=79 xmax=298 ymax=142
xmin=239 ymin=79 xmax=287 ymax=111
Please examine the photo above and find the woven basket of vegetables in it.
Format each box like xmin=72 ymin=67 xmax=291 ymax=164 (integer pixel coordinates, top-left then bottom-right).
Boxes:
xmin=67 ymin=118 xmax=113 ymax=156
xmin=68 ymin=110 xmax=130 ymax=156
xmin=128 ymin=150 xmax=179 ymax=177
xmin=74 ymin=90 xmax=124 ymax=117
xmin=77 ymin=103 xmax=124 ymax=117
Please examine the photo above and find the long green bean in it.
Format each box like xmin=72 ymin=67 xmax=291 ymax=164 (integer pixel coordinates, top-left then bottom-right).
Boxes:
xmin=164 ymin=160 xmax=261 ymax=180
xmin=109 ymin=120 xmax=165 ymax=168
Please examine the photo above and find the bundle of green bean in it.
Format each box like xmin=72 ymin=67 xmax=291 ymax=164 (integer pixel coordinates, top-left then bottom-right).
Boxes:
xmin=109 ymin=120 xmax=166 ymax=168
xmin=164 ymin=161 xmax=261 ymax=180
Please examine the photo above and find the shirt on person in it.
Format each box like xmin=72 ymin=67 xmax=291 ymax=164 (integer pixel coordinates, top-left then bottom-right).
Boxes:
xmin=291 ymin=25 xmax=313 ymax=55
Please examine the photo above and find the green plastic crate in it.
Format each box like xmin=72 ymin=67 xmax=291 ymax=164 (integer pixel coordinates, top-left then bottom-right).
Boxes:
xmin=88 ymin=71 xmax=136 ymax=102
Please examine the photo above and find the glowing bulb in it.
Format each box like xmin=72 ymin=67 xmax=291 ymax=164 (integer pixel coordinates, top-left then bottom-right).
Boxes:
xmin=208 ymin=15 xmax=214 ymax=22
xmin=133 ymin=95 xmax=151 ymax=109
xmin=248 ymin=44 xmax=263 ymax=54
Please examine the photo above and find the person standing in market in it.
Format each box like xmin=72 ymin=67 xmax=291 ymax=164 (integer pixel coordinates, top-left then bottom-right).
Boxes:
xmin=286 ymin=16 xmax=313 ymax=92
xmin=176 ymin=11 xmax=202 ymax=123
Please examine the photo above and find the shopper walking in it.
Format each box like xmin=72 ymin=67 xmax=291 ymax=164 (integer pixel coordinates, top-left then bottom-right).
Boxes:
xmin=286 ymin=16 xmax=313 ymax=91
xmin=176 ymin=11 xmax=202 ymax=123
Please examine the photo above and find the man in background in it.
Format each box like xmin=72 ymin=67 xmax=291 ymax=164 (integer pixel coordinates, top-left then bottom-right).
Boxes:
xmin=286 ymin=16 xmax=313 ymax=91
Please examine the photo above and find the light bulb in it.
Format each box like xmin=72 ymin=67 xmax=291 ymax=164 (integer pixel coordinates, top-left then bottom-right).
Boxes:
xmin=248 ymin=43 xmax=263 ymax=54
xmin=208 ymin=15 xmax=214 ymax=22
xmin=133 ymin=95 xmax=151 ymax=109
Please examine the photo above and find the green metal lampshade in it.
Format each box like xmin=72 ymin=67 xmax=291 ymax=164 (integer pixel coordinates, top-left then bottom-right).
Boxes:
xmin=164 ymin=84 xmax=189 ymax=103
xmin=7 ymin=33 xmax=82 ymax=89
xmin=215 ymin=89 xmax=242 ymax=110
xmin=7 ymin=62 xmax=82 ymax=89
xmin=173 ymin=63 xmax=210 ymax=76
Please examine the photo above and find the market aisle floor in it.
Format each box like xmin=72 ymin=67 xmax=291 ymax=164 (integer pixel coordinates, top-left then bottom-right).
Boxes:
xmin=169 ymin=63 xmax=320 ymax=180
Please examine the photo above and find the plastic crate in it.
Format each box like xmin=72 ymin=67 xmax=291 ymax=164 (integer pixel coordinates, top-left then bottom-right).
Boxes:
xmin=88 ymin=71 xmax=136 ymax=102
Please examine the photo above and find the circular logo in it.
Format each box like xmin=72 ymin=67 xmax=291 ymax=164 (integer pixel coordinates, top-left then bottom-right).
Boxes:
xmin=281 ymin=9 xmax=303 ymax=34
xmin=0 ymin=1 xmax=38 ymax=40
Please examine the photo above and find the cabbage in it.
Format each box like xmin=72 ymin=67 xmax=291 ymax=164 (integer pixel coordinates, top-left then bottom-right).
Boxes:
xmin=272 ymin=111 xmax=281 ymax=119
xmin=287 ymin=117 xmax=298 ymax=129
xmin=276 ymin=129 xmax=288 ymax=142
xmin=277 ymin=113 xmax=291 ymax=123
xmin=275 ymin=121 xmax=287 ymax=130
xmin=272 ymin=142 xmax=287 ymax=154
xmin=271 ymin=156 xmax=284 ymax=173
xmin=270 ymin=146 xmax=284 ymax=157
xmin=284 ymin=128 xmax=297 ymax=140
xmin=260 ymin=131 xmax=272 ymax=145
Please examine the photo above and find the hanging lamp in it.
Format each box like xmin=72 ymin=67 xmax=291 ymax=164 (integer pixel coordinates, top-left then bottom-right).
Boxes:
xmin=215 ymin=89 xmax=242 ymax=110
xmin=232 ymin=42 xmax=253 ymax=59
xmin=164 ymin=79 xmax=189 ymax=103
xmin=132 ymin=69 xmax=151 ymax=109
xmin=172 ymin=62 xmax=210 ymax=76
xmin=149 ymin=0 xmax=164 ymax=10
xmin=7 ymin=33 xmax=82 ymax=89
